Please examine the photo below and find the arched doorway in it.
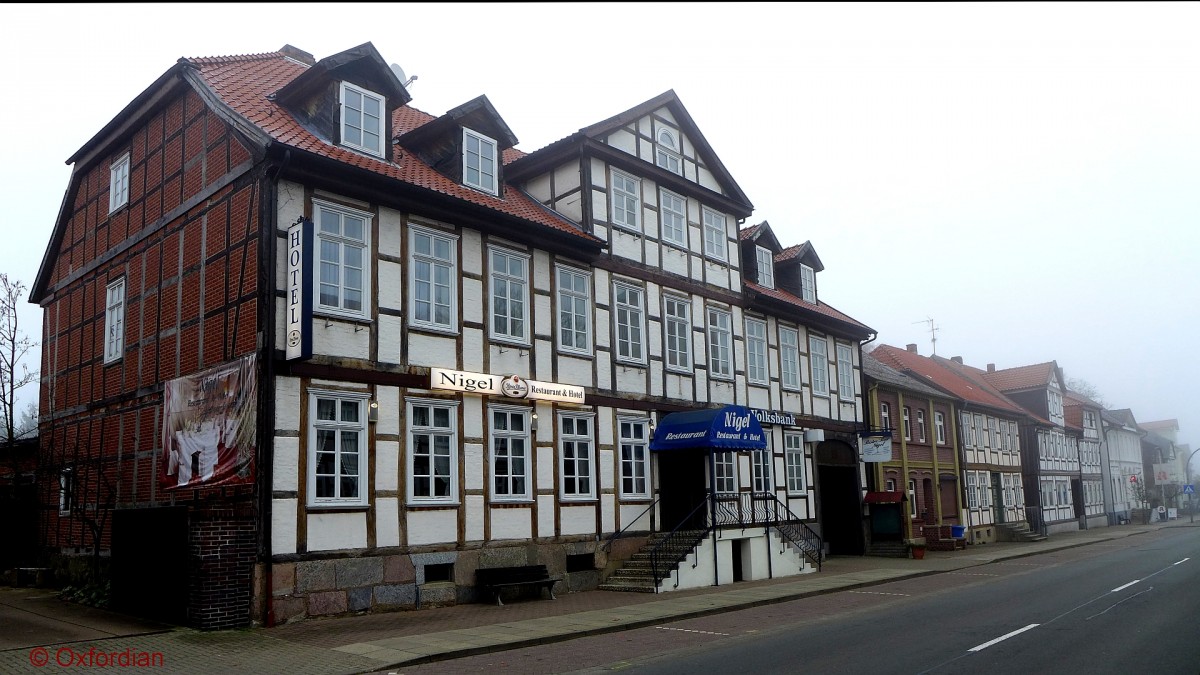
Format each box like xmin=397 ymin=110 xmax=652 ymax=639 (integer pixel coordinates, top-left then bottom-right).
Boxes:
xmin=816 ymin=438 xmax=864 ymax=555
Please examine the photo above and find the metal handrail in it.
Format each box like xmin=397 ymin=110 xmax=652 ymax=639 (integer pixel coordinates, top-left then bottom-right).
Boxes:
xmin=601 ymin=497 xmax=660 ymax=553
xmin=755 ymin=493 xmax=823 ymax=571
xmin=649 ymin=498 xmax=712 ymax=590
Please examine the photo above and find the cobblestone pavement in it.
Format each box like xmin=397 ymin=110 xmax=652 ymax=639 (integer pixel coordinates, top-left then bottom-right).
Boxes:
xmin=0 ymin=522 xmax=1184 ymax=674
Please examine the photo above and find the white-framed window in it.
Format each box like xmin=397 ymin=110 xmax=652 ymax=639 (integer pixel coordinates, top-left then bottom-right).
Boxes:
xmin=613 ymin=282 xmax=646 ymax=364
xmin=707 ymin=307 xmax=733 ymax=379
xmin=913 ymin=410 xmax=924 ymax=442
xmin=611 ymin=170 xmax=640 ymax=231
xmin=935 ymin=412 xmax=946 ymax=444
xmin=339 ymin=82 xmax=384 ymax=156
xmin=809 ymin=335 xmax=828 ymax=395
xmin=779 ymin=327 xmax=801 ymax=390
xmin=619 ymin=418 xmax=651 ymax=499
xmin=745 ymin=318 xmax=768 ymax=385
xmin=785 ymin=432 xmax=805 ymax=494
xmin=408 ymin=399 xmax=458 ymax=504
xmin=967 ymin=473 xmax=978 ymax=508
xmin=976 ymin=414 xmax=988 ymax=448
xmin=836 ymin=343 xmax=855 ymax=401
xmin=992 ymin=418 xmax=1002 ymax=450
xmin=752 ymin=444 xmax=772 ymax=494
xmin=886 ymin=478 xmax=896 ymax=491
xmin=663 ymin=295 xmax=691 ymax=371
xmin=315 ymin=200 xmax=371 ymax=319
xmin=109 ymin=153 xmax=130 ymax=213
xmin=756 ymin=246 xmax=775 ymax=288
xmin=410 ymin=226 xmax=457 ymax=331
xmin=489 ymin=406 xmax=530 ymax=501
xmin=902 ymin=407 xmax=912 ymax=441
xmin=908 ymin=479 xmax=918 ymax=517
xmin=656 ymin=128 xmax=682 ymax=175
xmin=463 ymin=128 xmax=498 ymax=195
xmin=559 ymin=413 xmax=595 ymax=500
xmin=962 ymin=412 xmax=975 ymax=447
xmin=309 ymin=390 xmax=369 ymax=507
xmin=980 ymin=473 xmax=992 ymax=508
xmin=557 ymin=266 xmax=591 ymax=354
xmin=104 ymin=277 xmax=126 ymax=364
xmin=659 ymin=189 xmax=687 ymax=246
xmin=58 ymin=468 xmax=74 ymax=515
xmin=489 ymin=248 xmax=529 ymax=344
xmin=880 ymin=403 xmax=891 ymax=432
xmin=714 ymin=451 xmax=737 ymax=494
xmin=702 ymin=207 xmax=727 ymax=260
xmin=800 ymin=264 xmax=816 ymax=303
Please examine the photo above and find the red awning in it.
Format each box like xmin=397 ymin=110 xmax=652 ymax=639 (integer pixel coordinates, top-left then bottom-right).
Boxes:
xmin=864 ymin=491 xmax=904 ymax=504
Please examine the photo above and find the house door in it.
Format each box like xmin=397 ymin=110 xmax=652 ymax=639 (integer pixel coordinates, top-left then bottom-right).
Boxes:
xmin=991 ymin=473 xmax=1005 ymax=524
xmin=656 ymin=449 xmax=709 ymax=530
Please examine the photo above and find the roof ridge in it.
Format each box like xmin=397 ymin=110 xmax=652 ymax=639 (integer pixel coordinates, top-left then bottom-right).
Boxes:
xmin=186 ymin=50 xmax=288 ymax=66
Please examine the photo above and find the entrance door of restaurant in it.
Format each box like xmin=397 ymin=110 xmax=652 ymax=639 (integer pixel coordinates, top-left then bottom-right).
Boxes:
xmin=657 ymin=449 xmax=709 ymax=531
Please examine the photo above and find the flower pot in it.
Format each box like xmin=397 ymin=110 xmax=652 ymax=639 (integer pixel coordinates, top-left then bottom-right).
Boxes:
xmin=911 ymin=546 xmax=926 ymax=560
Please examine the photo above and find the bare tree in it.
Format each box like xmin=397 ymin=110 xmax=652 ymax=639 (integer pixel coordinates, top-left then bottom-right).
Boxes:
xmin=1066 ymin=377 xmax=1106 ymax=407
xmin=0 ymin=274 xmax=37 ymax=444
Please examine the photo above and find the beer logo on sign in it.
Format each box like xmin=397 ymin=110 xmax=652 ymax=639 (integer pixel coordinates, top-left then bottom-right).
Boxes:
xmin=287 ymin=330 xmax=301 ymax=348
xmin=501 ymin=375 xmax=530 ymax=398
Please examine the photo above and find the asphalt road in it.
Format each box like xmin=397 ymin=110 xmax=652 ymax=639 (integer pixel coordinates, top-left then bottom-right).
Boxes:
xmin=391 ymin=527 xmax=1200 ymax=675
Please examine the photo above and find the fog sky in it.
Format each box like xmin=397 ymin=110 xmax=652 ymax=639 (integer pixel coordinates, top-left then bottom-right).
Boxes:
xmin=2 ymin=3 xmax=1197 ymax=462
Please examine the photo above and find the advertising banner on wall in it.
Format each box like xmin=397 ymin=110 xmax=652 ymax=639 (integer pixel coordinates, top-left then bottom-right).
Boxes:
xmin=161 ymin=354 xmax=257 ymax=489
xmin=859 ymin=431 xmax=893 ymax=462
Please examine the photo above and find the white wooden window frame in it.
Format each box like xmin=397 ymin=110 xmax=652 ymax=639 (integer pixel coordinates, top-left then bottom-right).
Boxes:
xmin=659 ymin=189 xmax=687 ymax=246
xmin=880 ymin=403 xmax=891 ymax=432
xmin=935 ymin=412 xmax=946 ymax=444
xmin=339 ymin=82 xmax=385 ymax=157
xmin=714 ymin=451 xmax=737 ymax=494
xmin=756 ymin=246 xmax=775 ymax=288
xmin=409 ymin=225 xmax=458 ymax=332
xmin=407 ymin=398 xmax=460 ymax=505
xmin=618 ymin=417 xmax=651 ymax=499
xmin=489 ymin=247 xmax=530 ymax=345
xmin=656 ymin=128 xmax=683 ymax=175
xmin=489 ymin=405 xmax=532 ymax=502
xmin=104 ymin=277 xmax=126 ymax=364
xmin=556 ymin=265 xmax=592 ymax=356
xmin=707 ymin=307 xmax=733 ymax=380
xmin=836 ymin=343 xmax=855 ymax=401
xmin=779 ymin=327 xmax=801 ymax=390
xmin=610 ymin=169 xmax=641 ymax=232
xmin=109 ymin=153 xmax=130 ymax=213
xmin=702 ymin=207 xmax=727 ymax=261
xmin=809 ymin=335 xmax=828 ymax=396
xmin=745 ymin=318 xmax=768 ymax=385
xmin=613 ymin=282 xmax=647 ymax=365
xmin=559 ymin=412 xmax=596 ymax=501
xmin=314 ymin=200 xmax=372 ymax=320
xmin=916 ymin=409 xmax=926 ymax=443
xmin=663 ymin=294 xmax=691 ymax=372
xmin=902 ymin=407 xmax=912 ymax=441
xmin=800 ymin=264 xmax=816 ymax=303
xmin=463 ymin=128 xmax=499 ymax=195
xmin=308 ymin=390 xmax=370 ymax=507
xmin=785 ymin=432 xmax=805 ymax=494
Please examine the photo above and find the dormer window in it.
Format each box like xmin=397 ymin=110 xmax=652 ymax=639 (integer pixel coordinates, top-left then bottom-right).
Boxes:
xmin=800 ymin=264 xmax=816 ymax=303
xmin=463 ymin=128 xmax=498 ymax=195
xmin=656 ymin=129 xmax=682 ymax=175
xmin=340 ymin=83 xmax=384 ymax=157
xmin=756 ymin=246 xmax=775 ymax=289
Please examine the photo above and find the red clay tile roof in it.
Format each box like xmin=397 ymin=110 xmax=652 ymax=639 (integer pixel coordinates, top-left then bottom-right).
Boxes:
xmin=776 ymin=244 xmax=805 ymax=261
xmin=744 ymin=281 xmax=872 ymax=333
xmin=980 ymin=362 xmax=1056 ymax=393
xmin=870 ymin=345 xmax=1029 ymax=417
xmin=738 ymin=223 xmax=763 ymax=241
xmin=187 ymin=50 xmax=597 ymax=244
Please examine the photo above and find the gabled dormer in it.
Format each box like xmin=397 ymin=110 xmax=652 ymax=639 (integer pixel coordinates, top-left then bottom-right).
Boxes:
xmin=396 ymin=95 xmax=518 ymax=197
xmin=738 ymin=221 xmax=784 ymax=289
xmin=776 ymin=241 xmax=824 ymax=304
xmin=272 ymin=42 xmax=411 ymax=161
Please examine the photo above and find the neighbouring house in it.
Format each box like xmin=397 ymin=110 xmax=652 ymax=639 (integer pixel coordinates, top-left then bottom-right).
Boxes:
xmin=861 ymin=350 xmax=961 ymax=554
xmin=980 ymin=361 xmax=1081 ymax=535
xmin=1101 ymin=408 xmax=1144 ymax=523
xmin=1064 ymin=390 xmax=1107 ymax=529
xmin=29 ymin=42 xmax=874 ymax=627
xmin=1141 ymin=419 xmax=1192 ymax=510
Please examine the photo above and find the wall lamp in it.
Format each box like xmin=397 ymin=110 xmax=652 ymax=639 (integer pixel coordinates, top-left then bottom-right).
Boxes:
xmin=368 ymin=400 xmax=379 ymax=423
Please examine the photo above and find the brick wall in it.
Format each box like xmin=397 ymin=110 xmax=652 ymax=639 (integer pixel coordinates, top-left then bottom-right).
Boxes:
xmin=189 ymin=496 xmax=257 ymax=629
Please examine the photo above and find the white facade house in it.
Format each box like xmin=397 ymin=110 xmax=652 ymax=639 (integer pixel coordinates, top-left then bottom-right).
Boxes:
xmin=1102 ymin=409 xmax=1145 ymax=522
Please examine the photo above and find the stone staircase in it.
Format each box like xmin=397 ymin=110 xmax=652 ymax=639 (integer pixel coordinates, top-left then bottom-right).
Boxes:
xmin=998 ymin=521 xmax=1047 ymax=543
xmin=599 ymin=530 xmax=707 ymax=593
xmin=865 ymin=540 xmax=909 ymax=558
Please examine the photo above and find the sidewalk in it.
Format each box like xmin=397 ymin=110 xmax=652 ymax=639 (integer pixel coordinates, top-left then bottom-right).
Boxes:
xmin=0 ymin=521 xmax=1187 ymax=674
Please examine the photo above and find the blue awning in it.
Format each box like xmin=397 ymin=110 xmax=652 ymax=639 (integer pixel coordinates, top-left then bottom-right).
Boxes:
xmin=650 ymin=405 xmax=767 ymax=452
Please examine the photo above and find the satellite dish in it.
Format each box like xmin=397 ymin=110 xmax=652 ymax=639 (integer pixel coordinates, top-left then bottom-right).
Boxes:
xmin=390 ymin=63 xmax=407 ymax=84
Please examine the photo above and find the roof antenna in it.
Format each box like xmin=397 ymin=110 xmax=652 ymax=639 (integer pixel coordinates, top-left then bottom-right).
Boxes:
xmin=913 ymin=317 xmax=939 ymax=356
xmin=390 ymin=63 xmax=418 ymax=91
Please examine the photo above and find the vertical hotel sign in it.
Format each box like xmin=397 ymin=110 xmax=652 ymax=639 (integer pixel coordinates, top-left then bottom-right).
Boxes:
xmin=286 ymin=216 xmax=313 ymax=360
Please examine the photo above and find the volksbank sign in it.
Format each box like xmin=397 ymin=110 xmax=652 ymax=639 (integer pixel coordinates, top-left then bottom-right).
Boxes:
xmin=430 ymin=368 xmax=586 ymax=404
xmin=751 ymin=408 xmax=797 ymax=427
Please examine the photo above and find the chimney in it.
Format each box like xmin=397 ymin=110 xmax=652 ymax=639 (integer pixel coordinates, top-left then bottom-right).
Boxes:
xmin=951 ymin=356 xmax=963 ymax=364
xmin=279 ymin=44 xmax=316 ymax=66
xmin=987 ymin=363 xmax=996 ymax=373
xmin=906 ymin=343 xmax=918 ymax=353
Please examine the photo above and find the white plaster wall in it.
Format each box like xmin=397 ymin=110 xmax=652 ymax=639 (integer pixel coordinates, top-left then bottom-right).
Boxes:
xmin=311 ymin=320 xmax=370 ymax=359
xmin=378 ymin=207 xmax=403 ymax=255
xmin=614 ymin=367 xmax=644 ymax=395
xmin=376 ymin=385 xmax=400 ymax=437
xmin=537 ymin=495 xmax=555 ymax=536
xmin=466 ymin=495 xmax=485 ymax=542
xmin=375 ymin=440 xmax=399 ymax=492
xmin=560 ymin=505 xmax=595 ymax=536
xmin=558 ymin=355 xmax=592 ymax=387
xmin=525 ymin=173 xmax=552 ymax=204
xmin=461 ymin=230 xmax=482 ymax=276
xmin=407 ymin=510 xmax=458 ymax=546
xmin=601 ymin=493 xmax=616 ymax=533
xmin=407 ymin=332 xmax=458 ymax=369
xmin=378 ymin=259 xmax=402 ymax=311
xmin=649 ymin=361 xmax=664 ymax=398
xmin=697 ymin=166 xmax=720 ymax=193
xmin=272 ymin=498 xmax=297 ymax=555
xmin=534 ymin=337 xmax=553 ymax=382
xmin=275 ymin=376 xmax=301 ymax=430
xmin=462 ymin=278 xmax=483 ymax=325
xmin=461 ymin=327 xmax=484 ymax=372
xmin=489 ymin=346 xmax=532 ymax=377
xmin=596 ymin=351 xmax=613 ymax=391
xmin=273 ymin=436 xmax=299 ymax=492
xmin=612 ymin=229 xmax=643 ymax=262
xmin=662 ymin=245 xmax=689 ymax=277
xmin=599 ymin=448 xmax=615 ymax=496
xmin=618 ymin=504 xmax=654 ymax=531
xmin=532 ymin=251 xmax=551 ymax=291
xmin=491 ymin=507 xmax=532 ymax=540
xmin=536 ymin=444 xmax=555 ymax=491
xmin=307 ymin=512 xmax=368 ymax=551
xmin=376 ymin=498 xmax=400 ymax=548
xmin=607 ymin=128 xmax=637 ymax=156
xmin=378 ymin=314 xmax=403 ymax=365
xmin=464 ymin=442 xmax=484 ymax=491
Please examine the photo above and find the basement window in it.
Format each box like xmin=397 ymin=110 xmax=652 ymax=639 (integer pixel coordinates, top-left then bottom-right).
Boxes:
xmin=567 ymin=553 xmax=594 ymax=573
xmin=424 ymin=562 xmax=453 ymax=583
